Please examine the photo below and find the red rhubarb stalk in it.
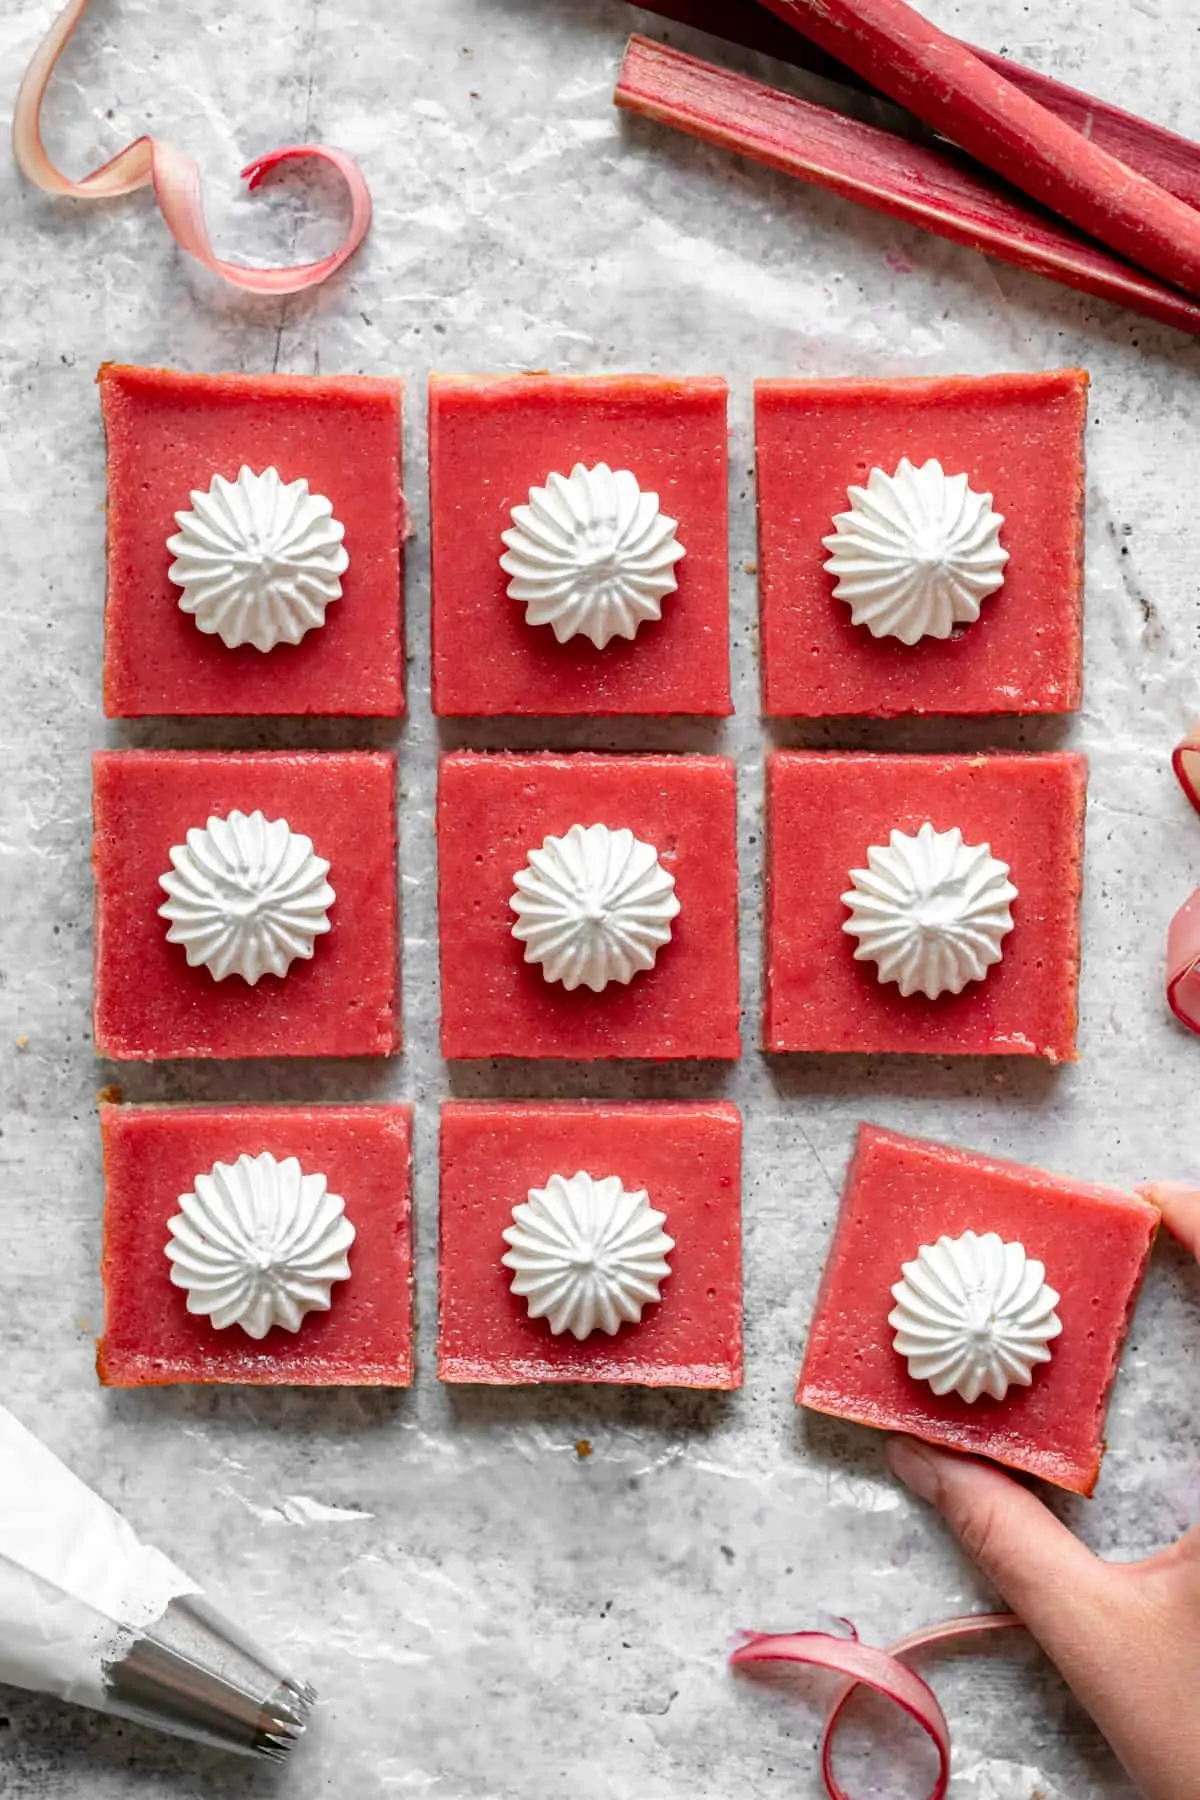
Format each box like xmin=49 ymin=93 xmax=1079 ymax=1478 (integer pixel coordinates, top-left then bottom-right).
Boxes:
xmin=635 ymin=0 xmax=1200 ymax=210
xmin=12 ymin=0 xmax=371 ymax=296
xmin=616 ymin=38 xmax=1200 ymax=339
xmin=732 ymin=1613 xmax=1019 ymax=1800
xmin=748 ymin=0 xmax=1200 ymax=298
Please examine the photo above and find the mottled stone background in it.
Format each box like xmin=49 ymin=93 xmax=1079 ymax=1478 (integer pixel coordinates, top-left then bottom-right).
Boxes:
xmin=1 ymin=1 xmax=1198 ymax=1795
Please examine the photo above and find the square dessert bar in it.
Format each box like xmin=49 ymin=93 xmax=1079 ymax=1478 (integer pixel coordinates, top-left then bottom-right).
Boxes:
xmin=99 ymin=1103 xmax=413 ymax=1386
xmin=437 ymin=752 xmax=740 ymax=1059
xmin=798 ymin=1125 xmax=1159 ymax=1494
xmin=93 ymin=750 xmax=399 ymax=1060
xmin=756 ymin=369 xmax=1087 ymax=717
xmin=100 ymin=364 xmax=405 ymax=717
xmin=439 ymin=1101 xmax=742 ymax=1386
xmin=429 ymin=374 xmax=731 ymax=716
xmin=765 ymin=750 xmax=1087 ymax=1059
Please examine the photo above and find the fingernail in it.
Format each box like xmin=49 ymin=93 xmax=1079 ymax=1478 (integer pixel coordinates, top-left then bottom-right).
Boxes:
xmin=886 ymin=1436 xmax=942 ymax=1504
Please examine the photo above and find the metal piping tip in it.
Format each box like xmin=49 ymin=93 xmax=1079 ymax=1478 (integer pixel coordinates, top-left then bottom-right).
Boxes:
xmin=255 ymin=1679 xmax=319 ymax=1762
xmin=104 ymin=1593 xmax=317 ymax=1761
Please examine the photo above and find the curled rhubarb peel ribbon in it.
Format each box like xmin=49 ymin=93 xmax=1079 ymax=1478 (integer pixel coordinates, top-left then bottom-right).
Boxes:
xmin=731 ymin=1612 xmax=1019 ymax=1800
xmin=1167 ymin=735 xmax=1200 ymax=1032
xmin=1172 ymin=738 xmax=1200 ymax=815
xmin=12 ymin=0 xmax=371 ymax=296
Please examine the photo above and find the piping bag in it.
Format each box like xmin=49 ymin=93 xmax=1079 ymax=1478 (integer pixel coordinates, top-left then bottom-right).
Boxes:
xmin=0 ymin=1403 xmax=315 ymax=1761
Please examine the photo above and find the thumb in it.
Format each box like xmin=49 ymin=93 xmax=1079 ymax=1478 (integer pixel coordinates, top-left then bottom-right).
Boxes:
xmin=1140 ymin=1181 xmax=1200 ymax=1260
xmin=888 ymin=1439 xmax=1200 ymax=1800
xmin=886 ymin=1437 xmax=1112 ymax=1676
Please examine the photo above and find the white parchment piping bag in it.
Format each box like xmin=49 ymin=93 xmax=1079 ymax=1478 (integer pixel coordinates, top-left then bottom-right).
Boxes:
xmin=0 ymin=1403 xmax=315 ymax=1759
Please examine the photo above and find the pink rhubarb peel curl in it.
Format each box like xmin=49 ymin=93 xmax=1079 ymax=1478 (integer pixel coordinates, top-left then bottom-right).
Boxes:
xmin=13 ymin=0 xmax=371 ymax=296
xmin=730 ymin=1612 xmax=1019 ymax=1800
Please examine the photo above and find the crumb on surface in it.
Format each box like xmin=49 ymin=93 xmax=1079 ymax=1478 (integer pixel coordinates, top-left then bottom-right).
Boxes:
xmin=575 ymin=1439 xmax=593 ymax=1459
xmin=14 ymin=1036 xmax=28 ymax=1050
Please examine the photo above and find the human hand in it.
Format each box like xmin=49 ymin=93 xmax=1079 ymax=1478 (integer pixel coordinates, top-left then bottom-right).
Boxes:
xmin=886 ymin=1184 xmax=1200 ymax=1800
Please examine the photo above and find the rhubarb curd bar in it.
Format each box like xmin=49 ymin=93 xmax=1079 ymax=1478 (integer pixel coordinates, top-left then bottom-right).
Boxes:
xmin=797 ymin=1125 xmax=1159 ymax=1495
xmin=437 ymin=752 xmax=740 ymax=1060
xmin=765 ymin=750 xmax=1087 ymax=1059
xmin=757 ymin=370 xmax=1087 ymax=718
xmin=439 ymin=1101 xmax=743 ymax=1387
xmin=101 ymin=364 xmax=405 ymax=717
xmin=430 ymin=374 xmax=731 ymax=717
xmin=93 ymin=750 xmax=399 ymax=1060
xmin=99 ymin=1103 xmax=414 ymax=1387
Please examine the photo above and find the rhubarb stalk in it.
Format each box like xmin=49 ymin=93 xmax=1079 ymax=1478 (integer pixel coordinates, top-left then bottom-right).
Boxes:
xmin=634 ymin=0 xmax=1200 ymax=210
xmin=750 ymin=0 xmax=1200 ymax=299
xmin=616 ymin=38 xmax=1200 ymax=339
xmin=12 ymin=0 xmax=371 ymax=296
